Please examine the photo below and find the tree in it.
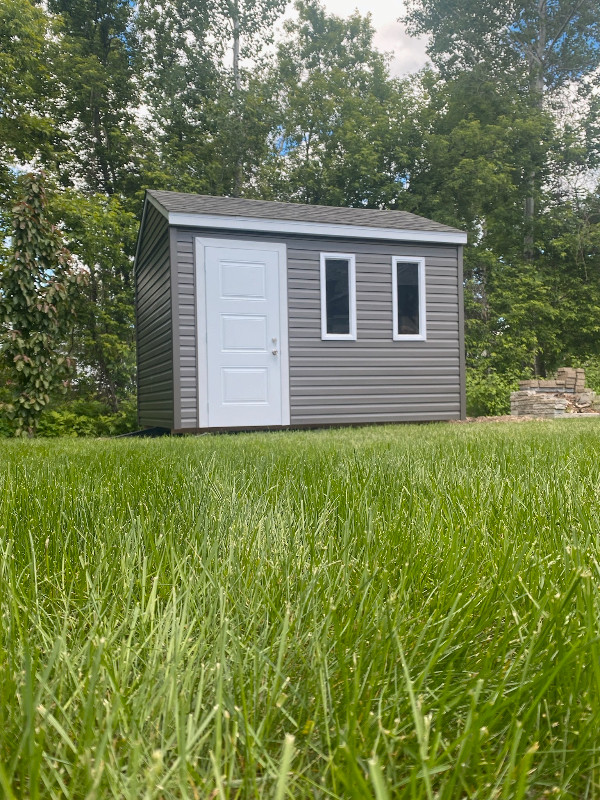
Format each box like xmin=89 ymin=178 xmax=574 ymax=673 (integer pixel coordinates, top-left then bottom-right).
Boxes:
xmin=403 ymin=0 xmax=600 ymax=254
xmin=213 ymin=0 xmax=287 ymax=195
xmin=534 ymin=192 xmax=600 ymax=367
xmin=50 ymin=190 xmax=138 ymax=411
xmin=136 ymin=0 xmax=220 ymax=195
xmin=0 ymin=0 xmax=57 ymax=201
xmin=401 ymin=1 xmax=600 ymax=395
xmin=260 ymin=0 xmax=414 ymax=207
xmin=403 ymin=68 xmax=554 ymax=249
xmin=48 ymin=0 xmax=143 ymax=197
xmin=461 ymin=189 xmax=600 ymax=400
xmin=137 ymin=0 xmax=286 ymax=198
xmin=0 ymin=174 xmax=82 ymax=436
xmin=403 ymin=0 xmax=600 ymax=91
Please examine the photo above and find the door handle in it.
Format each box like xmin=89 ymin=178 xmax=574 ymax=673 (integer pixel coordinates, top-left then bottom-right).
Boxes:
xmin=272 ymin=349 xmax=279 ymax=355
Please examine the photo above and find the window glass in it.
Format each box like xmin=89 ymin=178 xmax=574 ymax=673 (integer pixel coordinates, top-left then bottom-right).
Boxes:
xmin=325 ymin=258 xmax=350 ymax=335
xmin=396 ymin=262 xmax=420 ymax=336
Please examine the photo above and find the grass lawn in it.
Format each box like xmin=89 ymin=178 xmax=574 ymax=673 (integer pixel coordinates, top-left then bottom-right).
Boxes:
xmin=1 ymin=420 xmax=600 ymax=799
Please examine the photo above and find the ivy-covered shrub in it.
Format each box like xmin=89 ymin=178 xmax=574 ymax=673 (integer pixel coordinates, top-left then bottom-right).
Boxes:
xmin=0 ymin=173 xmax=81 ymax=435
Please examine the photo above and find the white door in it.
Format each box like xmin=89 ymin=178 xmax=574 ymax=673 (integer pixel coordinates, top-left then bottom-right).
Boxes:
xmin=199 ymin=240 xmax=288 ymax=428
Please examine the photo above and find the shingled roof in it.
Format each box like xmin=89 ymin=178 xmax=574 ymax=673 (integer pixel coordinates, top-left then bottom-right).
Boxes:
xmin=147 ymin=189 xmax=464 ymax=236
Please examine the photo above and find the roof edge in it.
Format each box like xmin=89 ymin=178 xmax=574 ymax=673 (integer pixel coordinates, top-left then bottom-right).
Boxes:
xmin=146 ymin=191 xmax=170 ymax=217
xmin=134 ymin=192 xmax=170 ymax=272
xmin=167 ymin=210 xmax=468 ymax=245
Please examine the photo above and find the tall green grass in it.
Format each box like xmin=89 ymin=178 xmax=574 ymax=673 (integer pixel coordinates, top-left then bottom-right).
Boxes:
xmin=1 ymin=421 xmax=600 ymax=798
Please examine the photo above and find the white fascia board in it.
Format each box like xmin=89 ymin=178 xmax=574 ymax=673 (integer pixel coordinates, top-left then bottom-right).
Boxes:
xmin=168 ymin=211 xmax=468 ymax=245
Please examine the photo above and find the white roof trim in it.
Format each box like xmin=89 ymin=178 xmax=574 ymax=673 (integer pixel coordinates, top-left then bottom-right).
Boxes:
xmin=167 ymin=211 xmax=468 ymax=244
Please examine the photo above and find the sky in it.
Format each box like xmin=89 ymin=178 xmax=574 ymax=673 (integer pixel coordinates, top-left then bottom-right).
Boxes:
xmin=315 ymin=0 xmax=430 ymax=76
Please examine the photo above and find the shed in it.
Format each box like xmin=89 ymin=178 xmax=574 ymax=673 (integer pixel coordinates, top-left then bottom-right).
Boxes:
xmin=134 ymin=190 xmax=467 ymax=432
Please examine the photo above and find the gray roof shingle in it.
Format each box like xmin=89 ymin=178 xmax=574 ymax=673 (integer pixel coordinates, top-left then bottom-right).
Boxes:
xmin=147 ymin=190 xmax=464 ymax=235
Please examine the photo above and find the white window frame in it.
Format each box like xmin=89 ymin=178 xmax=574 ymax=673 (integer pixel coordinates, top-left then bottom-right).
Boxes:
xmin=392 ymin=256 xmax=427 ymax=341
xmin=320 ymin=252 xmax=357 ymax=341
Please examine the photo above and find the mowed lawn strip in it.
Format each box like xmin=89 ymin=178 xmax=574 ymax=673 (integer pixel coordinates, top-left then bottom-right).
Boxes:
xmin=1 ymin=421 xmax=600 ymax=799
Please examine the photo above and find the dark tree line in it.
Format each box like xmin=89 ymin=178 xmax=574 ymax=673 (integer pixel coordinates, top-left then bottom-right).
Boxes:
xmin=1 ymin=0 xmax=600 ymax=432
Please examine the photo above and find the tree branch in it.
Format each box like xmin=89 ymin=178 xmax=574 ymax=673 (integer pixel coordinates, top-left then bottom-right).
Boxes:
xmin=544 ymin=0 xmax=588 ymax=60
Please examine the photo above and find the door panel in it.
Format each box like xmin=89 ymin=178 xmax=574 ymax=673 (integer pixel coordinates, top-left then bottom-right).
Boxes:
xmin=221 ymin=315 xmax=267 ymax=352
xmin=222 ymin=368 xmax=269 ymax=404
xmin=220 ymin=261 xmax=266 ymax=299
xmin=204 ymin=244 xmax=283 ymax=427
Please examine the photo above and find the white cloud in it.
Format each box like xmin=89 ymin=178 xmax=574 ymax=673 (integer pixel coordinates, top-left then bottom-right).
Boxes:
xmin=318 ymin=0 xmax=430 ymax=76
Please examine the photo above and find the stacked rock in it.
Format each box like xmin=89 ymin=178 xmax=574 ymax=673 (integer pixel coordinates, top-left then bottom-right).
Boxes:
xmin=511 ymin=367 xmax=598 ymax=418
xmin=554 ymin=367 xmax=586 ymax=392
xmin=510 ymin=391 xmax=568 ymax=418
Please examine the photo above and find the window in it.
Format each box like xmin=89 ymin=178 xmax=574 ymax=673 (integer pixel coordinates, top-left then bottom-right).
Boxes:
xmin=392 ymin=257 xmax=426 ymax=341
xmin=320 ymin=253 xmax=356 ymax=340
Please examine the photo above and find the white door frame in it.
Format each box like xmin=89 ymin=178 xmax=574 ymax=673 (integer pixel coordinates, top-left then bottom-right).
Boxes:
xmin=195 ymin=236 xmax=290 ymax=428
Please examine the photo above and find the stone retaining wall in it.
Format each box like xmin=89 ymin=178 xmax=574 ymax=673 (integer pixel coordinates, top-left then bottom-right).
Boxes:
xmin=510 ymin=391 xmax=568 ymax=418
xmin=511 ymin=368 xmax=598 ymax=418
xmin=518 ymin=367 xmax=585 ymax=393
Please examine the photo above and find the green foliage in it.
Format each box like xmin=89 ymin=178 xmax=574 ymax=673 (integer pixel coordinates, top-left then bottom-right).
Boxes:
xmin=534 ymin=196 xmax=600 ymax=368
xmin=35 ymin=396 xmax=137 ymax=437
xmin=0 ymin=364 xmax=15 ymax=436
xmin=213 ymin=0 xmax=288 ymax=196
xmin=261 ymin=1 xmax=412 ymax=207
xmin=2 ymin=423 xmax=600 ymax=795
xmin=404 ymin=69 xmax=553 ymax=240
xmin=135 ymin=0 xmax=220 ymax=195
xmin=1 ymin=0 xmax=599 ymax=429
xmin=48 ymin=0 xmax=144 ymax=197
xmin=0 ymin=174 xmax=82 ymax=436
xmin=403 ymin=0 xmax=600 ymax=91
xmin=0 ymin=0 xmax=56 ymax=199
xmin=0 ymin=394 xmax=138 ymax=438
xmin=461 ymin=191 xmax=600 ymax=383
xmin=50 ymin=190 xmax=138 ymax=409
xmin=402 ymin=60 xmax=600 ymax=386
xmin=466 ymin=368 xmax=518 ymax=417
xmin=577 ymin=358 xmax=600 ymax=393
xmin=137 ymin=0 xmax=286 ymax=197
xmin=403 ymin=0 xmax=600 ymax=395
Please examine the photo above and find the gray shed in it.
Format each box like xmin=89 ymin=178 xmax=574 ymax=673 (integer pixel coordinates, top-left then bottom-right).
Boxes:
xmin=134 ymin=190 xmax=467 ymax=432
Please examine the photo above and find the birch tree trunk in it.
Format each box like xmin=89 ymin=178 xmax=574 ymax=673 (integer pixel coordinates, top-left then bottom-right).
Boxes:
xmin=524 ymin=0 xmax=546 ymax=259
xmin=232 ymin=4 xmax=243 ymax=197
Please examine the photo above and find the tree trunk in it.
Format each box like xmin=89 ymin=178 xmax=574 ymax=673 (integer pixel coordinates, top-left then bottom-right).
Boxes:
xmin=92 ymin=102 xmax=112 ymax=194
xmin=524 ymin=0 xmax=546 ymax=258
xmin=232 ymin=7 xmax=243 ymax=197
